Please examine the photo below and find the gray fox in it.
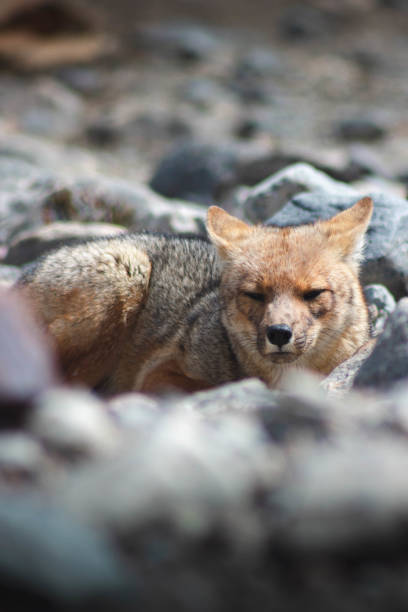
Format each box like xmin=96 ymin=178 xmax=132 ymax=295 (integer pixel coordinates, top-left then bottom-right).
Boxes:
xmin=18 ymin=197 xmax=373 ymax=394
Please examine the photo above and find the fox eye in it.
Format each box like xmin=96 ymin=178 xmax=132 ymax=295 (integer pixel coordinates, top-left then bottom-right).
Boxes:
xmin=303 ymin=289 xmax=325 ymax=301
xmin=244 ymin=291 xmax=265 ymax=303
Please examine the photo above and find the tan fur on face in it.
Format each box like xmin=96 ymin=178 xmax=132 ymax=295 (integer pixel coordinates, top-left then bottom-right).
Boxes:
xmin=207 ymin=198 xmax=373 ymax=385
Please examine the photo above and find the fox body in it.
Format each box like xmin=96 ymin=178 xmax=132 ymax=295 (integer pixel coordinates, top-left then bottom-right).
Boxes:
xmin=19 ymin=197 xmax=373 ymax=394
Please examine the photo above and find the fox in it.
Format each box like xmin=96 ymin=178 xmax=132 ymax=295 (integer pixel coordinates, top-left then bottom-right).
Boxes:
xmin=17 ymin=196 xmax=373 ymax=395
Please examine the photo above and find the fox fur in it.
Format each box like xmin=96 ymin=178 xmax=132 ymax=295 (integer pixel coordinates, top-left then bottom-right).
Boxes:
xmin=18 ymin=197 xmax=373 ymax=394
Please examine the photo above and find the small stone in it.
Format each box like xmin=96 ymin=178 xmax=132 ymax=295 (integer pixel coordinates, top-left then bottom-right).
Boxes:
xmin=279 ymin=4 xmax=340 ymax=40
xmin=56 ymin=67 xmax=107 ymax=96
xmin=181 ymin=78 xmax=222 ymax=109
xmin=335 ymin=116 xmax=388 ymax=142
xmin=137 ymin=22 xmax=219 ymax=62
xmin=85 ymin=118 xmax=123 ymax=147
xmin=29 ymin=389 xmax=120 ymax=460
xmin=235 ymin=48 xmax=284 ymax=79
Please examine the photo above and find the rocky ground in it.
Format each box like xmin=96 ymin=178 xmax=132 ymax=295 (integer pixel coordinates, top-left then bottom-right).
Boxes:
xmin=2 ymin=0 xmax=408 ymax=610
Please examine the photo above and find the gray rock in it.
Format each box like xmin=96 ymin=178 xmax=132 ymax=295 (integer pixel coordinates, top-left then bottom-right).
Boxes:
xmin=234 ymin=48 xmax=284 ymax=79
xmin=0 ymin=135 xmax=98 ymax=244
xmin=322 ymin=340 xmax=377 ymax=396
xmin=56 ymin=66 xmax=108 ymax=96
xmin=274 ymin=434 xmax=408 ymax=553
xmin=0 ymin=432 xmax=44 ymax=481
xmin=242 ymin=162 xmax=356 ymax=223
xmin=58 ymin=406 xmax=281 ymax=544
xmin=4 ymin=221 xmax=125 ymax=266
xmin=1 ymin=158 xmax=208 ymax=247
xmin=0 ymin=292 xmax=58 ymax=422
xmin=175 ymin=378 xmax=279 ymax=419
xmin=0 ymin=265 xmax=21 ymax=288
xmin=0 ymin=493 xmax=133 ymax=606
xmin=335 ymin=116 xmax=388 ymax=142
xmin=42 ymin=177 xmax=208 ymax=234
xmin=150 ymin=142 xmax=238 ymax=204
xmin=364 ymin=284 xmax=396 ymax=336
xmin=29 ymin=389 xmax=120 ymax=460
xmin=181 ymin=78 xmax=223 ymax=109
xmin=137 ymin=22 xmax=219 ymax=62
xmin=354 ymin=298 xmax=408 ymax=390
xmin=267 ymin=190 xmax=408 ymax=298
xmin=279 ymin=4 xmax=340 ymax=40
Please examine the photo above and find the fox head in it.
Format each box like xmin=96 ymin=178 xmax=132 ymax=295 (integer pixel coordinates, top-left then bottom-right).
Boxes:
xmin=206 ymin=197 xmax=373 ymax=377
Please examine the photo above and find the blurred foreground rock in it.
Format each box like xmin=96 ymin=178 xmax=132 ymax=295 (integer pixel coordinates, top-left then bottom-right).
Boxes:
xmin=0 ymin=291 xmax=58 ymax=426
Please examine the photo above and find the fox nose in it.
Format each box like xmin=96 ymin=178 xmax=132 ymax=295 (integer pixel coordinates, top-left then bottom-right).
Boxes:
xmin=266 ymin=324 xmax=292 ymax=348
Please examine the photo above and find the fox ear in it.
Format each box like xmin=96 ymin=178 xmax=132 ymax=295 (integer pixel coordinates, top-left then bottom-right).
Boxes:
xmin=206 ymin=206 xmax=253 ymax=258
xmin=322 ymin=197 xmax=373 ymax=268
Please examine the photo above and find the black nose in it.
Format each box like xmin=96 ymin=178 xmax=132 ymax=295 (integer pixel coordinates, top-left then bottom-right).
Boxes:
xmin=266 ymin=324 xmax=292 ymax=348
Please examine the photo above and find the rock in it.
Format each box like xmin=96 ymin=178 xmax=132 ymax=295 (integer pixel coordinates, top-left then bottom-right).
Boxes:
xmin=58 ymin=406 xmax=280 ymax=545
xmin=335 ymin=116 xmax=388 ymax=142
xmin=0 ymin=135 xmax=100 ymax=244
xmin=121 ymin=112 xmax=192 ymax=147
xmin=136 ymin=22 xmax=219 ymax=62
xmin=354 ymin=298 xmax=408 ymax=390
xmin=234 ymin=144 xmax=369 ymax=186
xmin=108 ymin=393 xmax=161 ymax=431
xmin=18 ymin=78 xmax=84 ymax=140
xmin=41 ymin=177 xmax=208 ymax=234
xmin=175 ymin=378 xmax=279 ymax=419
xmin=0 ymin=291 xmax=58 ymax=425
xmin=29 ymin=389 xmax=120 ymax=460
xmin=234 ymin=48 xmax=284 ymax=79
xmin=242 ymin=162 xmax=356 ymax=223
xmin=0 ymin=432 xmax=44 ymax=482
xmin=352 ymin=176 xmax=407 ymax=199
xmin=0 ymin=492 xmax=133 ymax=607
xmin=266 ymin=190 xmax=408 ymax=298
xmin=150 ymin=142 xmax=238 ymax=204
xmin=279 ymin=4 xmax=341 ymax=40
xmin=364 ymin=284 xmax=396 ymax=336
xmin=4 ymin=221 xmax=125 ymax=266
xmin=56 ymin=66 xmax=107 ymax=96
xmin=260 ymin=372 xmax=332 ymax=443
xmin=181 ymin=78 xmax=223 ymax=110
xmin=0 ymin=265 xmax=20 ymax=288
xmin=228 ymin=70 xmax=272 ymax=105
xmin=85 ymin=118 xmax=123 ymax=147
xmin=273 ymin=434 xmax=408 ymax=554
xmin=322 ymin=340 xmax=377 ymax=396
